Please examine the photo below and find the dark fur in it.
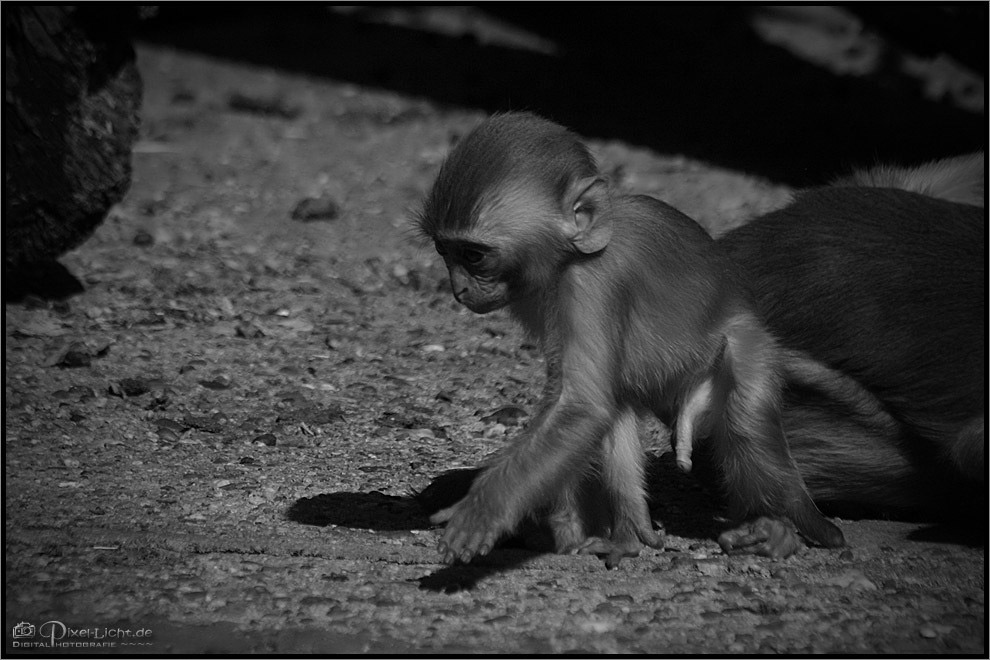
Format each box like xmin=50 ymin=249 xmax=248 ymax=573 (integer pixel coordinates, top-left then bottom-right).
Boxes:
xmin=721 ymin=183 xmax=986 ymax=520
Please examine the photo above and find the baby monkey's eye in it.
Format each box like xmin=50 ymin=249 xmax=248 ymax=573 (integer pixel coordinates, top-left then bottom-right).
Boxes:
xmin=434 ymin=242 xmax=448 ymax=256
xmin=462 ymin=249 xmax=485 ymax=265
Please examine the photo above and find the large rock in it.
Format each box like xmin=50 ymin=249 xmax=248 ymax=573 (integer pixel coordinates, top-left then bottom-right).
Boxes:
xmin=3 ymin=6 xmax=141 ymax=297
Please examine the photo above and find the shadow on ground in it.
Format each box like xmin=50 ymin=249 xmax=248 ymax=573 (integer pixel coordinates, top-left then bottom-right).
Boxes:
xmin=287 ymin=490 xmax=429 ymax=531
xmin=286 ymin=453 xmax=723 ymax=590
xmin=906 ymin=522 xmax=987 ymax=548
xmin=135 ymin=5 xmax=985 ymax=186
xmin=285 ymin=481 xmax=554 ymax=590
xmin=289 ymin=453 xmax=719 ymax=539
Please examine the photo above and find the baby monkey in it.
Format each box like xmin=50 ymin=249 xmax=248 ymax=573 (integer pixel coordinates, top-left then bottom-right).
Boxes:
xmin=416 ymin=112 xmax=843 ymax=567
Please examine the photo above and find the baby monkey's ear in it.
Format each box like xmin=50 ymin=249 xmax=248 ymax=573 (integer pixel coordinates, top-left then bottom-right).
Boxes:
xmin=565 ymin=176 xmax=611 ymax=254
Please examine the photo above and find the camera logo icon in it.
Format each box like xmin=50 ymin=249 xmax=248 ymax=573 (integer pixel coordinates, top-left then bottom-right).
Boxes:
xmin=12 ymin=622 xmax=36 ymax=639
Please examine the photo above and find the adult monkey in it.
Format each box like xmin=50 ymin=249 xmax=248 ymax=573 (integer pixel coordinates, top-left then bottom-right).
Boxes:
xmin=416 ymin=112 xmax=844 ymax=567
xmin=710 ymin=152 xmax=985 ymax=549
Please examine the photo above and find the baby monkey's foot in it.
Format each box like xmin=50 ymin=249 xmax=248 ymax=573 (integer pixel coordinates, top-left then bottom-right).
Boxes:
xmin=567 ymin=526 xmax=665 ymax=569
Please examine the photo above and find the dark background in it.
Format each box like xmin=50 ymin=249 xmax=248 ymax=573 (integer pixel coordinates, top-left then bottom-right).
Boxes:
xmin=134 ymin=4 xmax=987 ymax=186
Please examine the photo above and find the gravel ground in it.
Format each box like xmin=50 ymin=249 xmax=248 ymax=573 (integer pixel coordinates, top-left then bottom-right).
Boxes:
xmin=4 ymin=30 xmax=984 ymax=656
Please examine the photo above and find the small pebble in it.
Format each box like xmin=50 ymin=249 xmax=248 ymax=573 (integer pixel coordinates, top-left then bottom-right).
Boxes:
xmin=696 ymin=559 xmax=728 ymax=577
xmin=57 ymin=349 xmax=92 ymax=368
xmin=606 ymin=594 xmax=634 ymax=604
xmin=228 ymin=92 xmax=301 ymax=119
xmin=594 ymin=602 xmax=622 ymax=616
xmin=481 ymin=406 xmax=528 ymax=426
xmin=254 ymin=433 xmax=277 ymax=446
xmin=133 ymin=230 xmax=154 ymax=246
xmin=484 ymin=615 xmax=513 ymax=625
xmin=198 ymin=377 xmax=233 ymax=390
xmin=831 ymin=569 xmax=877 ymax=591
xmin=109 ymin=378 xmax=151 ymax=397
xmin=291 ymin=195 xmax=340 ymax=221
xmin=577 ymin=618 xmax=616 ymax=634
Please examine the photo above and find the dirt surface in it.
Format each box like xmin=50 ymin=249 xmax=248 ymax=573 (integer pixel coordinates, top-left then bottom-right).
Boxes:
xmin=4 ymin=26 xmax=985 ymax=657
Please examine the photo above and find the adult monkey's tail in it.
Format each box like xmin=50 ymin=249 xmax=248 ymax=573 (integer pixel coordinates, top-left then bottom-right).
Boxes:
xmin=833 ymin=152 xmax=984 ymax=207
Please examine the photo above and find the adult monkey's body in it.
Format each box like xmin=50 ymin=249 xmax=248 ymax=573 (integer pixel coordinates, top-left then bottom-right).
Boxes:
xmin=416 ymin=112 xmax=843 ymax=567
xmin=718 ymin=158 xmax=985 ymax=524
